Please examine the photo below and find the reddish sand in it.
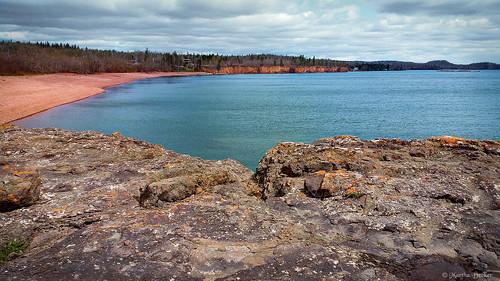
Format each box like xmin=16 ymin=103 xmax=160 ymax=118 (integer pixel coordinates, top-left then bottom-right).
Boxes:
xmin=0 ymin=72 xmax=208 ymax=124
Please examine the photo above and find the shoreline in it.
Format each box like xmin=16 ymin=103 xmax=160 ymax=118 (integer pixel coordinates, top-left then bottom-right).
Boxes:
xmin=0 ymin=70 xmax=347 ymax=125
xmin=0 ymin=72 xmax=208 ymax=124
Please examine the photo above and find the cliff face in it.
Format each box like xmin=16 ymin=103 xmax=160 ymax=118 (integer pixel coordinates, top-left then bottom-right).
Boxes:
xmin=1 ymin=126 xmax=499 ymax=280
xmin=206 ymin=65 xmax=349 ymax=74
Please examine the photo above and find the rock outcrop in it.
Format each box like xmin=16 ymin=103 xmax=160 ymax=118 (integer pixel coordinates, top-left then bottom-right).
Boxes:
xmin=0 ymin=126 xmax=498 ymax=280
xmin=139 ymin=158 xmax=255 ymax=207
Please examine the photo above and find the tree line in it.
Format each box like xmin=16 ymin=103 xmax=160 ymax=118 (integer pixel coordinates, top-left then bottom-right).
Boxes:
xmin=4 ymin=41 xmax=493 ymax=75
xmin=0 ymin=41 xmax=352 ymax=75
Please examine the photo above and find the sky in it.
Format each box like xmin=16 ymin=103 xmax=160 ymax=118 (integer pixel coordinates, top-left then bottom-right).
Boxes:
xmin=0 ymin=0 xmax=499 ymax=63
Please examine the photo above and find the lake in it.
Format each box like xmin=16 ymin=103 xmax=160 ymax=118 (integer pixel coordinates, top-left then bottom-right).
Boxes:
xmin=16 ymin=71 xmax=500 ymax=169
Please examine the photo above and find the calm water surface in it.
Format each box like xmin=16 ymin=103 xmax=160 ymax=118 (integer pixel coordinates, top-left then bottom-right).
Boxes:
xmin=16 ymin=71 xmax=500 ymax=169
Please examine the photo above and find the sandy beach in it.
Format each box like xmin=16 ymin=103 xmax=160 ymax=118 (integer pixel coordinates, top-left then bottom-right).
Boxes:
xmin=0 ymin=72 xmax=207 ymax=124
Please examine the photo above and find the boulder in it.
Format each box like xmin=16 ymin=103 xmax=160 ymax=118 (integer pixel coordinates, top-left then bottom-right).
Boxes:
xmin=304 ymin=174 xmax=324 ymax=197
xmin=140 ymin=176 xmax=197 ymax=204
xmin=0 ymin=167 xmax=41 ymax=212
xmin=139 ymin=160 xmax=252 ymax=207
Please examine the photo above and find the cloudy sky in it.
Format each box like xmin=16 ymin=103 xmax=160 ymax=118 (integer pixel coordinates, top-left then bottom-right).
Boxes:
xmin=0 ymin=0 xmax=499 ymax=63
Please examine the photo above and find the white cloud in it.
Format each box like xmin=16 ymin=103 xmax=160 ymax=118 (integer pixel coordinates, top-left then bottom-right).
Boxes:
xmin=0 ymin=0 xmax=498 ymax=63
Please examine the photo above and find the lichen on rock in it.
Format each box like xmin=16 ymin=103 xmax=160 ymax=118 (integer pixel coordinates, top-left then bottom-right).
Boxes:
xmin=0 ymin=164 xmax=41 ymax=212
xmin=0 ymin=126 xmax=499 ymax=280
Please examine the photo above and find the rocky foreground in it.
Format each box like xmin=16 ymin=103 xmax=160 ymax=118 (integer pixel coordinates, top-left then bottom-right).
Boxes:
xmin=0 ymin=126 xmax=499 ymax=281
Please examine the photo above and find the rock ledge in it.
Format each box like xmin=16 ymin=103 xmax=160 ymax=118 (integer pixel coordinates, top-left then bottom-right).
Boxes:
xmin=1 ymin=127 xmax=499 ymax=280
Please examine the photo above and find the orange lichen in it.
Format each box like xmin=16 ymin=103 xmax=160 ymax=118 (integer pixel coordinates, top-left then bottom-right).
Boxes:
xmin=346 ymin=186 xmax=359 ymax=194
xmin=345 ymin=186 xmax=364 ymax=198
xmin=430 ymin=136 xmax=465 ymax=145
xmin=321 ymin=169 xmax=348 ymax=182
xmin=130 ymin=222 xmax=145 ymax=230
xmin=51 ymin=207 xmax=66 ymax=213
xmin=332 ymin=169 xmax=348 ymax=176
xmin=314 ymin=170 xmax=327 ymax=176
xmin=6 ymin=193 xmax=18 ymax=203
xmin=0 ymin=123 xmax=13 ymax=130
xmin=227 ymin=205 xmax=240 ymax=212
xmin=12 ymin=170 xmax=35 ymax=176
xmin=335 ymin=135 xmax=357 ymax=139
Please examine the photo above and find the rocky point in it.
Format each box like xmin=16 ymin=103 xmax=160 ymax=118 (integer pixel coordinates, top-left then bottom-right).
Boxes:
xmin=0 ymin=126 xmax=499 ymax=280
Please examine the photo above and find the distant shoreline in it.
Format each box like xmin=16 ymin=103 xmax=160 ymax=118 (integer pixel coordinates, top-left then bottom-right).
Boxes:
xmin=0 ymin=72 xmax=208 ymax=124
xmin=2 ymin=69 xmax=497 ymax=125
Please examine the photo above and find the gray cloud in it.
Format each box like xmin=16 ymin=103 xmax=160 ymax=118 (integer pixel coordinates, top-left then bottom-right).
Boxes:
xmin=0 ymin=0 xmax=499 ymax=63
xmin=380 ymin=0 xmax=500 ymax=16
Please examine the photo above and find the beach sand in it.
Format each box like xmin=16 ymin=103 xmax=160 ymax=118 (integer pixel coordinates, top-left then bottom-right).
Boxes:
xmin=0 ymin=72 xmax=207 ymax=124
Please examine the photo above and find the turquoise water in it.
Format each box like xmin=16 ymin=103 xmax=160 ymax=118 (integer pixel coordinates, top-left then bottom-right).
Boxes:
xmin=16 ymin=71 xmax=500 ymax=169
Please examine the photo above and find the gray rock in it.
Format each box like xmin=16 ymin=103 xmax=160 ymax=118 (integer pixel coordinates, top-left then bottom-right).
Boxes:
xmin=304 ymin=174 xmax=324 ymax=197
xmin=0 ymin=127 xmax=499 ymax=280
xmin=141 ymin=176 xmax=197 ymax=204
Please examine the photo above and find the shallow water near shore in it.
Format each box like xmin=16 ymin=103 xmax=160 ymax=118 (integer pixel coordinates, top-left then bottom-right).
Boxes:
xmin=16 ymin=70 xmax=500 ymax=169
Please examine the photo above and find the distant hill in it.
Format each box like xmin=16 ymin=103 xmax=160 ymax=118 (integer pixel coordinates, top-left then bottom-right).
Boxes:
xmin=365 ymin=60 xmax=500 ymax=70
xmin=1 ymin=40 xmax=498 ymax=75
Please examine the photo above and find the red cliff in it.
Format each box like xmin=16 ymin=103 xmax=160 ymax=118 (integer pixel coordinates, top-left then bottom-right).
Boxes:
xmin=205 ymin=66 xmax=350 ymax=74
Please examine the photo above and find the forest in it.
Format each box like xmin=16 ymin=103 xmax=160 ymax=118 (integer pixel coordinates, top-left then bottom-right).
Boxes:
xmin=0 ymin=41 xmax=352 ymax=75
xmin=1 ymin=41 xmax=498 ymax=75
